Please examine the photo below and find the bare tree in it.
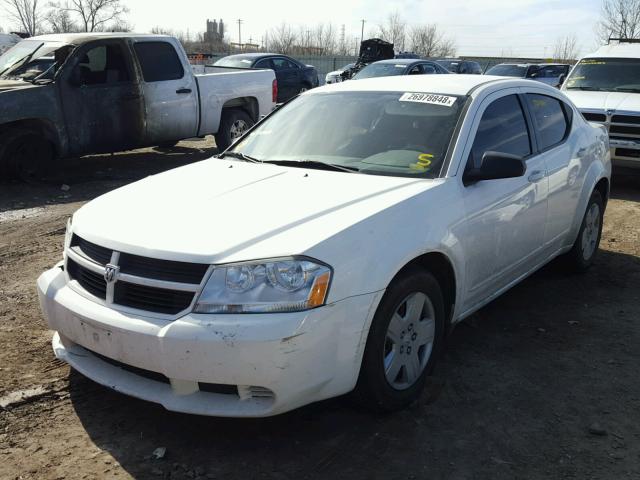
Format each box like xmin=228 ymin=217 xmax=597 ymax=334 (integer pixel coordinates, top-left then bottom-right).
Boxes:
xmin=598 ymin=0 xmax=640 ymax=42
xmin=2 ymin=0 xmax=43 ymax=35
xmin=265 ymin=23 xmax=297 ymax=54
xmin=46 ymin=2 xmax=78 ymax=33
xmin=377 ymin=11 xmax=406 ymax=50
xmin=62 ymin=0 xmax=128 ymax=32
xmin=553 ymin=34 xmax=579 ymax=61
xmin=409 ymin=24 xmax=456 ymax=57
xmin=312 ymin=23 xmax=338 ymax=55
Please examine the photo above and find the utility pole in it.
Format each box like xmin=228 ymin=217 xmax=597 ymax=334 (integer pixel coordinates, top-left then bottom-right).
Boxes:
xmin=360 ymin=19 xmax=366 ymax=44
xmin=237 ymin=19 xmax=243 ymax=50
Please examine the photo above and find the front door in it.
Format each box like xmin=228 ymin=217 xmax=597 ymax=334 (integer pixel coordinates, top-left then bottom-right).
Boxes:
xmin=59 ymin=40 xmax=144 ymax=155
xmin=272 ymin=57 xmax=301 ymax=101
xmin=458 ymin=91 xmax=549 ymax=312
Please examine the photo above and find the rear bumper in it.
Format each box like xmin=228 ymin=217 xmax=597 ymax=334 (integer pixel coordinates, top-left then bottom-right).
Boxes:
xmin=38 ymin=265 xmax=382 ymax=417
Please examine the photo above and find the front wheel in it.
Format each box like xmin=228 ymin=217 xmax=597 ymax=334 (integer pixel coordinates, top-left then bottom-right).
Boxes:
xmin=0 ymin=129 xmax=55 ymax=182
xmin=354 ymin=267 xmax=445 ymax=412
xmin=565 ymin=190 xmax=604 ymax=272
xmin=214 ymin=109 xmax=254 ymax=152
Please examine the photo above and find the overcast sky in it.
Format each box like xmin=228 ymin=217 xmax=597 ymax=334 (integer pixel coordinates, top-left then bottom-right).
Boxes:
xmin=2 ymin=0 xmax=604 ymax=57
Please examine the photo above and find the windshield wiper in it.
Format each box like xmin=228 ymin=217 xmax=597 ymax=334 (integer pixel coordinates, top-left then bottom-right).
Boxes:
xmin=262 ymin=159 xmax=358 ymax=173
xmin=217 ymin=151 xmax=261 ymax=163
xmin=565 ymin=86 xmax=604 ymax=91
xmin=0 ymin=42 xmax=44 ymax=78
xmin=613 ymin=87 xmax=640 ymax=93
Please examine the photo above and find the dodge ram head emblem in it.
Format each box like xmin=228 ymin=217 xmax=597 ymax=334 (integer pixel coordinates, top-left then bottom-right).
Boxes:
xmin=607 ymin=109 xmax=615 ymax=116
xmin=104 ymin=264 xmax=119 ymax=283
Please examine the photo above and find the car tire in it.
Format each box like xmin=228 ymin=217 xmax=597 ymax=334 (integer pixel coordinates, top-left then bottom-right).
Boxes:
xmin=353 ymin=267 xmax=446 ymax=413
xmin=565 ymin=190 xmax=604 ymax=272
xmin=214 ymin=108 xmax=254 ymax=152
xmin=0 ymin=128 xmax=55 ymax=182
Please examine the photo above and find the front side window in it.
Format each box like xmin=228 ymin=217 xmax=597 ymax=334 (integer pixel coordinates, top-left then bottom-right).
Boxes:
xmin=134 ymin=42 xmax=183 ymax=82
xmin=73 ymin=44 xmax=130 ymax=85
xmin=232 ymin=91 xmax=467 ymax=178
xmin=272 ymin=58 xmax=296 ymax=70
xmin=564 ymin=57 xmax=640 ymax=92
xmin=254 ymin=58 xmax=272 ymax=69
xmin=468 ymin=94 xmax=531 ymax=169
xmin=527 ymin=94 xmax=570 ymax=150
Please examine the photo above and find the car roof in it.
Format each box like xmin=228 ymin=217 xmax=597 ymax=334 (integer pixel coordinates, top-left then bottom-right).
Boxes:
xmin=586 ymin=43 xmax=640 ymax=58
xmin=373 ymin=58 xmax=432 ymax=65
xmin=310 ymin=74 xmax=537 ymax=96
xmin=28 ymin=32 xmax=172 ymax=44
xmin=221 ymin=53 xmax=286 ymax=59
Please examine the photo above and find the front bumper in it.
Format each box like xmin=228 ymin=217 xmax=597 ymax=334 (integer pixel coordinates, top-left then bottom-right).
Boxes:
xmin=609 ymin=139 xmax=640 ymax=168
xmin=37 ymin=265 xmax=381 ymax=417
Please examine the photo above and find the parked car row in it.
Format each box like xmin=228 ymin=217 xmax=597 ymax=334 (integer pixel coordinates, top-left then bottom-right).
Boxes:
xmin=485 ymin=63 xmax=571 ymax=88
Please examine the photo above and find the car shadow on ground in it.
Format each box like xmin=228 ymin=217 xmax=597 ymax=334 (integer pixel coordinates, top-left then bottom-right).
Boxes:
xmin=0 ymin=140 xmax=218 ymax=213
xmin=67 ymin=247 xmax=640 ymax=480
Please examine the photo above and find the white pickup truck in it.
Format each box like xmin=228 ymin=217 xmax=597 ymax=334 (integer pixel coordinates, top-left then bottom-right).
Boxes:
xmin=0 ymin=33 xmax=277 ymax=180
xmin=562 ymin=40 xmax=640 ymax=168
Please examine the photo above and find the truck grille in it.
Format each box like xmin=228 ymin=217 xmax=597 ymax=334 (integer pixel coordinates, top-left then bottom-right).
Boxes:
xmin=66 ymin=234 xmax=210 ymax=316
xmin=583 ymin=112 xmax=606 ymax=122
xmin=581 ymin=110 xmax=640 ymax=141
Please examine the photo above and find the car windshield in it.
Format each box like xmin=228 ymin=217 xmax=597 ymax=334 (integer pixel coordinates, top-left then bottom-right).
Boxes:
xmin=0 ymin=39 xmax=69 ymax=79
xmin=353 ymin=63 xmax=408 ymax=79
xmin=230 ymin=91 xmax=467 ymax=178
xmin=485 ymin=64 xmax=527 ymax=77
xmin=564 ymin=58 xmax=640 ymax=92
xmin=214 ymin=56 xmax=255 ymax=68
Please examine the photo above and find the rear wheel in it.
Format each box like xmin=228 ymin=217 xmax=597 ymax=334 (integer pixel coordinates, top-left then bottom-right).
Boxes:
xmin=354 ymin=267 xmax=445 ymax=412
xmin=0 ymin=129 xmax=55 ymax=182
xmin=565 ymin=190 xmax=604 ymax=272
xmin=214 ymin=109 xmax=254 ymax=152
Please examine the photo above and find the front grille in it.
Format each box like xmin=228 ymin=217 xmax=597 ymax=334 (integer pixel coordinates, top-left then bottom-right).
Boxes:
xmin=610 ymin=125 xmax=640 ymax=136
xmin=67 ymin=258 xmax=107 ymax=299
xmin=612 ymin=114 xmax=640 ymax=124
xmin=66 ymin=234 xmax=209 ymax=316
xmin=583 ymin=112 xmax=606 ymax=122
xmin=119 ymin=252 xmax=208 ymax=284
xmin=114 ymin=282 xmax=195 ymax=315
xmin=71 ymin=234 xmax=112 ymax=265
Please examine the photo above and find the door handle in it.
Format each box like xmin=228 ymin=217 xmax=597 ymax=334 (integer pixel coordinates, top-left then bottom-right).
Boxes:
xmin=527 ymin=170 xmax=546 ymax=183
xmin=176 ymin=88 xmax=192 ymax=94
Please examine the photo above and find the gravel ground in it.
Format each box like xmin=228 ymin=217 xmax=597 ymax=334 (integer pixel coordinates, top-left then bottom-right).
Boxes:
xmin=1 ymin=143 xmax=639 ymax=480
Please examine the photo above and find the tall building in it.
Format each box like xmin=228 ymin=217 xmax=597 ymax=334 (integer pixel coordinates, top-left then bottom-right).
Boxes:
xmin=205 ymin=18 xmax=225 ymax=43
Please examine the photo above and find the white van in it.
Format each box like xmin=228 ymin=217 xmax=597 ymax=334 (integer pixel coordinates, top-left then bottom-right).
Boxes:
xmin=562 ymin=39 xmax=640 ymax=168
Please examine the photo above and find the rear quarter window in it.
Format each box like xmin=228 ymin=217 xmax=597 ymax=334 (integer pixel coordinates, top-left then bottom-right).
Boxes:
xmin=133 ymin=42 xmax=184 ymax=82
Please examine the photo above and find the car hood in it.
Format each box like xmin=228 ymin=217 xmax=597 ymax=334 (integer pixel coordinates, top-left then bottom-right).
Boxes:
xmin=563 ymin=90 xmax=640 ymax=113
xmin=72 ymin=158 xmax=438 ymax=264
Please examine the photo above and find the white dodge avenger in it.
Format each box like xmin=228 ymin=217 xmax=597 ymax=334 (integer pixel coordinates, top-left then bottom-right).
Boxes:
xmin=38 ymin=75 xmax=611 ymax=417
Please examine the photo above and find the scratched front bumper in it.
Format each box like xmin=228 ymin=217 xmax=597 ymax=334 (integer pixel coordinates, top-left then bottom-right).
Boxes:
xmin=37 ymin=266 xmax=379 ymax=416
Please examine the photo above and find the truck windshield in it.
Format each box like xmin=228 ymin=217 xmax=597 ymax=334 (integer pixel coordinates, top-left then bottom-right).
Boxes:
xmin=231 ymin=91 xmax=467 ymax=178
xmin=485 ymin=64 xmax=528 ymax=77
xmin=565 ymin=58 xmax=640 ymax=92
xmin=0 ymin=39 xmax=71 ymax=79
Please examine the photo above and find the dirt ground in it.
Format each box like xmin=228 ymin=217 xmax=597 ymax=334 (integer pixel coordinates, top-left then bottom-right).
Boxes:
xmin=0 ymin=141 xmax=639 ymax=480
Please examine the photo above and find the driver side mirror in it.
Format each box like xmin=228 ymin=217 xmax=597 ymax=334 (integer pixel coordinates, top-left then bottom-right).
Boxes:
xmin=464 ymin=151 xmax=526 ymax=183
xmin=558 ymin=74 xmax=566 ymax=86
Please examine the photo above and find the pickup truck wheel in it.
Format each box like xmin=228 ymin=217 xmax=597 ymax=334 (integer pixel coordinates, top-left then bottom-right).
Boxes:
xmin=215 ymin=109 xmax=254 ymax=151
xmin=353 ymin=267 xmax=445 ymax=412
xmin=0 ymin=129 xmax=54 ymax=182
xmin=565 ymin=190 xmax=604 ymax=272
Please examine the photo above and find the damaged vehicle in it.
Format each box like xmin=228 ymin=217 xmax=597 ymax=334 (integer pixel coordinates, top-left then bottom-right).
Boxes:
xmin=0 ymin=33 xmax=276 ymax=180
xmin=341 ymin=38 xmax=395 ymax=80
xmin=38 ymin=75 xmax=610 ymax=417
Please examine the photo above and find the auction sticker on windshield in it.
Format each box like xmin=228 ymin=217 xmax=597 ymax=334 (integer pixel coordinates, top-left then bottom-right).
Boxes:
xmin=400 ymin=92 xmax=456 ymax=107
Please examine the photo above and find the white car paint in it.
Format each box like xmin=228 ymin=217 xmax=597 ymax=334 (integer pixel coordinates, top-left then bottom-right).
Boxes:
xmin=37 ymin=75 xmax=611 ymax=417
xmin=563 ymin=42 xmax=640 ymax=168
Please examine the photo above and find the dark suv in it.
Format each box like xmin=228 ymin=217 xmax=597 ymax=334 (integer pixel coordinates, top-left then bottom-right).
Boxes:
xmin=435 ymin=59 xmax=483 ymax=74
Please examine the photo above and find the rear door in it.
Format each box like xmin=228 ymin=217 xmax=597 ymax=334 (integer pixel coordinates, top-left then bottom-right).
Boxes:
xmin=458 ymin=91 xmax=549 ymax=311
xmin=271 ymin=57 xmax=301 ymax=101
xmin=132 ymin=40 xmax=198 ymax=145
xmin=58 ymin=39 xmax=144 ymax=155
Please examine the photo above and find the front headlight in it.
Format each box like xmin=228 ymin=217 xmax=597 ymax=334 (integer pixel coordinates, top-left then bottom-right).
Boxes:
xmin=193 ymin=258 xmax=332 ymax=314
xmin=64 ymin=216 xmax=73 ymax=249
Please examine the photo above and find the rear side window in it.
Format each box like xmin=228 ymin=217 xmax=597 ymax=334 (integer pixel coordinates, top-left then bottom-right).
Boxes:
xmin=134 ymin=42 xmax=184 ymax=82
xmin=526 ymin=94 xmax=570 ymax=150
xmin=469 ymin=94 xmax=531 ymax=168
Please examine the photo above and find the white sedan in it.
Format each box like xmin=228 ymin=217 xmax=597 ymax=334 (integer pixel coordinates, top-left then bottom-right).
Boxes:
xmin=37 ymin=75 xmax=611 ymax=417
